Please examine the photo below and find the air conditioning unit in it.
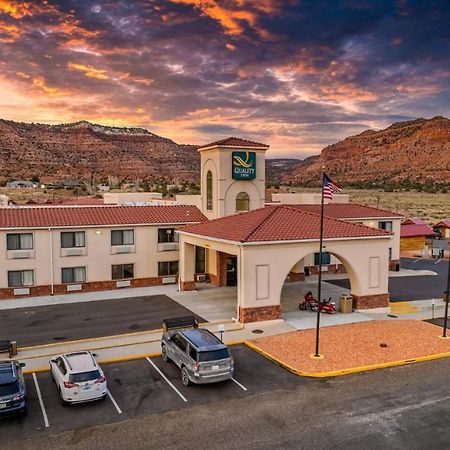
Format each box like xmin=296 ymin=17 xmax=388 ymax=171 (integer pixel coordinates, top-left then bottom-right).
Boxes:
xmin=196 ymin=274 xmax=206 ymax=282
xmin=13 ymin=288 xmax=30 ymax=296
xmin=66 ymin=248 xmax=83 ymax=256
xmin=116 ymin=280 xmax=131 ymax=288
xmin=160 ymin=243 xmax=177 ymax=251
xmin=162 ymin=276 xmax=176 ymax=284
xmin=115 ymin=246 xmax=132 ymax=254
xmin=66 ymin=284 xmax=82 ymax=292
xmin=12 ymin=251 xmax=31 ymax=259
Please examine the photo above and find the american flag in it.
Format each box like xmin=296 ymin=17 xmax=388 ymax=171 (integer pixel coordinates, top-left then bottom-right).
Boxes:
xmin=323 ymin=174 xmax=341 ymax=200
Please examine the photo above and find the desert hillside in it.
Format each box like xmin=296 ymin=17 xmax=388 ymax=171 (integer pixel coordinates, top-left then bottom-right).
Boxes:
xmin=288 ymin=116 xmax=450 ymax=186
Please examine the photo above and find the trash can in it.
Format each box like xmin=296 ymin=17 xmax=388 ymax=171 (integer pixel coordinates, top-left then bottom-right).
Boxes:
xmin=9 ymin=341 xmax=18 ymax=357
xmin=339 ymin=294 xmax=353 ymax=314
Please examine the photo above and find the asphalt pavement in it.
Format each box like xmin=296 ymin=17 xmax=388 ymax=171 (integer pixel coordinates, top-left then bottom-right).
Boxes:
xmin=0 ymin=295 xmax=205 ymax=347
xmin=3 ymin=349 xmax=450 ymax=449
xmin=328 ymin=257 xmax=449 ymax=302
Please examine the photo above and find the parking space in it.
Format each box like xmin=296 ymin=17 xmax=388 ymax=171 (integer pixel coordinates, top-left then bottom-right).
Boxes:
xmin=1 ymin=345 xmax=302 ymax=443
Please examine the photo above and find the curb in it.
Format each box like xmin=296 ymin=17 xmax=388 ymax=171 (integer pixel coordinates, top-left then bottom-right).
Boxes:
xmin=244 ymin=341 xmax=450 ymax=378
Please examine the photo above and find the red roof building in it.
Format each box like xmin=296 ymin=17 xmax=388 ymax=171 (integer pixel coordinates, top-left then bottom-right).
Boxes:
xmin=180 ymin=205 xmax=392 ymax=243
xmin=198 ymin=137 xmax=268 ymax=151
xmin=0 ymin=205 xmax=206 ymax=229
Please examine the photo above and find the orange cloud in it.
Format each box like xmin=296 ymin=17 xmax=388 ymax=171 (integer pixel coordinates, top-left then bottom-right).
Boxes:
xmin=0 ymin=20 xmax=21 ymax=42
xmin=0 ymin=0 xmax=33 ymax=19
xmin=68 ymin=63 xmax=109 ymax=80
xmin=133 ymin=77 xmax=154 ymax=86
xmin=32 ymin=77 xmax=69 ymax=96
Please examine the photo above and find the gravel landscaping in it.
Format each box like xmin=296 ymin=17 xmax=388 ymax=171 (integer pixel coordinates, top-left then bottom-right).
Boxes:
xmin=249 ymin=320 xmax=450 ymax=374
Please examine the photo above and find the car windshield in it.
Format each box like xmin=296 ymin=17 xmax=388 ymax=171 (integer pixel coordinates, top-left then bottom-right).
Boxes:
xmin=0 ymin=381 xmax=20 ymax=396
xmin=69 ymin=370 xmax=101 ymax=383
xmin=198 ymin=349 xmax=230 ymax=362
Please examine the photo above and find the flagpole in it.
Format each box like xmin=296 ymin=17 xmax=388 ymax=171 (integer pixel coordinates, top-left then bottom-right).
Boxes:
xmin=314 ymin=168 xmax=326 ymax=357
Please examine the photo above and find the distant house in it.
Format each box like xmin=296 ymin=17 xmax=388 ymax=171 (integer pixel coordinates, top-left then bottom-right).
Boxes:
xmin=400 ymin=219 xmax=435 ymax=253
xmin=6 ymin=180 xmax=35 ymax=189
xmin=434 ymin=219 xmax=450 ymax=239
xmin=61 ymin=179 xmax=85 ymax=189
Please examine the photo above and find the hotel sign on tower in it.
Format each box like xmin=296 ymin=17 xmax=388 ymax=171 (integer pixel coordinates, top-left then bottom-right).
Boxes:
xmin=232 ymin=151 xmax=256 ymax=180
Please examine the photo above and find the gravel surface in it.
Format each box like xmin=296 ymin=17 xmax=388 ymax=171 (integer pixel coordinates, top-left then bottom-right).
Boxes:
xmin=250 ymin=320 xmax=450 ymax=373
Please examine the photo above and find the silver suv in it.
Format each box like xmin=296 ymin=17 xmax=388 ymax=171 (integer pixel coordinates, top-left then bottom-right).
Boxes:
xmin=161 ymin=318 xmax=234 ymax=386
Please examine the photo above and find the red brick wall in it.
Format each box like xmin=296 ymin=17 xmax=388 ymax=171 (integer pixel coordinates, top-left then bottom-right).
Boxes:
xmin=180 ymin=281 xmax=196 ymax=291
xmin=352 ymin=293 xmax=389 ymax=309
xmin=238 ymin=305 xmax=282 ymax=323
xmin=209 ymin=251 xmax=231 ymax=287
xmin=287 ymin=272 xmax=305 ymax=282
xmin=0 ymin=276 xmax=177 ymax=301
xmin=308 ymin=264 xmax=347 ymax=275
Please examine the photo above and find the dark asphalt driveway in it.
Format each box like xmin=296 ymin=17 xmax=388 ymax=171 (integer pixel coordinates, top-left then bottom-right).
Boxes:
xmin=0 ymin=295 xmax=205 ymax=347
xmin=327 ymin=257 xmax=449 ymax=302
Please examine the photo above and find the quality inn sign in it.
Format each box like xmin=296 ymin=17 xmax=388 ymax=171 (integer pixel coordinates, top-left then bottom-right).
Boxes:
xmin=232 ymin=151 xmax=256 ymax=180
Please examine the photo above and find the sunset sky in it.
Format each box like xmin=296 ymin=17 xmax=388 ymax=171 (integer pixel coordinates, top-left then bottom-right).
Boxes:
xmin=0 ymin=0 xmax=449 ymax=158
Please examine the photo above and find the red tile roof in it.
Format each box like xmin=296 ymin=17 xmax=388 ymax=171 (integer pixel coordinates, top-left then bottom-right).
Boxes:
xmin=400 ymin=223 xmax=435 ymax=238
xmin=285 ymin=203 xmax=403 ymax=219
xmin=402 ymin=217 xmax=427 ymax=225
xmin=179 ymin=205 xmax=392 ymax=243
xmin=199 ymin=137 xmax=268 ymax=149
xmin=0 ymin=205 xmax=206 ymax=229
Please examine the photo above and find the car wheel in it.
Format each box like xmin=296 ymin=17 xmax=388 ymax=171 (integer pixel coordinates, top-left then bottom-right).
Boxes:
xmin=181 ymin=366 xmax=190 ymax=386
xmin=59 ymin=388 xmax=68 ymax=407
xmin=161 ymin=345 xmax=170 ymax=363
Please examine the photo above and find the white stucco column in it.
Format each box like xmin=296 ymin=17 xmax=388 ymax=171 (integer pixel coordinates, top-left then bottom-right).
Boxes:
xmin=179 ymin=239 xmax=196 ymax=291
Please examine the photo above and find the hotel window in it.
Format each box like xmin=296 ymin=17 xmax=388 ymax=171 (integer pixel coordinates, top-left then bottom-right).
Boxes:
xmin=7 ymin=233 xmax=33 ymax=250
xmin=236 ymin=192 xmax=250 ymax=212
xmin=61 ymin=231 xmax=85 ymax=248
xmin=378 ymin=221 xmax=393 ymax=232
xmin=314 ymin=252 xmax=331 ymax=266
xmin=111 ymin=229 xmax=134 ymax=246
xmin=195 ymin=247 xmax=206 ymax=273
xmin=389 ymin=247 xmax=392 ymax=260
xmin=112 ymin=263 xmax=134 ymax=280
xmin=158 ymin=228 xmax=178 ymax=243
xmin=8 ymin=270 xmax=34 ymax=287
xmin=62 ymin=267 xmax=86 ymax=284
xmin=206 ymin=171 xmax=213 ymax=211
xmin=158 ymin=261 xmax=179 ymax=276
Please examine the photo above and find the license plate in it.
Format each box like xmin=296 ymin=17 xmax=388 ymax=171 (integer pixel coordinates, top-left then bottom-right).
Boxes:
xmin=84 ymin=384 xmax=91 ymax=390
xmin=0 ymin=403 xmax=6 ymax=409
xmin=211 ymin=365 xmax=220 ymax=371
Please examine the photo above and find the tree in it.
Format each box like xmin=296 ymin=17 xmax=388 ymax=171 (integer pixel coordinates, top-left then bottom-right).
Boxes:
xmin=31 ymin=175 xmax=40 ymax=184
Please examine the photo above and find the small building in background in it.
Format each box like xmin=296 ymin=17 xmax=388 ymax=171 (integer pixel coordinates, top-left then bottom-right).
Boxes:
xmin=400 ymin=219 xmax=435 ymax=255
xmin=6 ymin=180 xmax=35 ymax=189
xmin=433 ymin=219 xmax=450 ymax=239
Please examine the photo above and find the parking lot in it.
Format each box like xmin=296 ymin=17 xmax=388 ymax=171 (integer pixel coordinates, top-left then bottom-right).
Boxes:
xmin=1 ymin=345 xmax=302 ymax=443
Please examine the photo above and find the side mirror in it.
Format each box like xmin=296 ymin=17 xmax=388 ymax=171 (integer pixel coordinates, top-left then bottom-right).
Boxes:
xmin=19 ymin=362 xmax=26 ymax=368
xmin=50 ymin=359 xmax=57 ymax=364
xmin=92 ymin=353 xmax=99 ymax=358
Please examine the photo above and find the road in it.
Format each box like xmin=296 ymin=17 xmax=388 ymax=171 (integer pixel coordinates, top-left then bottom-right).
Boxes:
xmin=3 ymin=351 xmax=450 ymax=449
xmin=0 ymin=295 xmax=205 ymax=346
xmin=328 ymin=257 xmax=449 ymax=302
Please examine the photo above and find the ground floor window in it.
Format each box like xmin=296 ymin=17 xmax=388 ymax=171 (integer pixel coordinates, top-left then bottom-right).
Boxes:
xmin=8 ymin=270 xmax=34 ymax=287
xmin=62 ymin=266 xmax=86 ymax=284
xmin=158 ymin=261 xmax=179 ymax=276
xmin=314 ymin=252 xmax=331 ymax=265
xmin=112 ymin=263 xmax=134 ymax=280
xmin=195 ymin=247 xmax=206 ymax=273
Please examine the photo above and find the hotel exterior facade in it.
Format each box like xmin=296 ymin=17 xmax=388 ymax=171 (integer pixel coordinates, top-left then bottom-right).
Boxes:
xmin=0 ymin=137 xmax=403 ymax=322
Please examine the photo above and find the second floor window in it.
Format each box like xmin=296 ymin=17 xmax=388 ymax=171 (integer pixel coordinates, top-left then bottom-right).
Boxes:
xmin=111 ymin=229 xmax=134 ymax=246
xmin=8 ymin=270 xmax=34 ymax=287
xmin=379 ymin=221 xmax=393 ymax=232
xmin=61 ymin=231 xmax=85 ymax=248
xmin=62 ymin=267 xmax=86 ymax=284
xmin=158 ymin=228 xmax=178 ymax=243
xmin=112 ymin=263 xmax=134 ymax=279
xmin=206 ymin=171 xmax=213 ymax=211
xmin=7 ymin=233 xmax=33 ymax=250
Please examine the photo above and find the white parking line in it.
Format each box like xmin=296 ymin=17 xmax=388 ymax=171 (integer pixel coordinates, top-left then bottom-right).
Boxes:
xmin=413 ymin=258 xmax=420 ymax=263
xmin=32 ymin=373 xmax=49 ymax=428
xmin=231 ymin=377 xmax=248 ymax=391
xmin=435 ymin=259 xmax=442 ymax=265
xmin=107 ymin=389 xmax=122 ymax=414
xmin=145 ymin=357 xmax=188 ymax=402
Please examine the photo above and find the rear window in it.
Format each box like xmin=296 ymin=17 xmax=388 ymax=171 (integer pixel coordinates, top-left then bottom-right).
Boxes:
xmin=0 ymin=381 xmax=20 ymax=396
xmin=198 ymin=349 xmax=230 ymax=362
xmin=69 ymin=370 xmax=101 ymax=383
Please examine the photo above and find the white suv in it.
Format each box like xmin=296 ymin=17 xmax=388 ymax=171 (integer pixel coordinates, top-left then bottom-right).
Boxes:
xmin=49 ymin=351 xmax=107 ymax=405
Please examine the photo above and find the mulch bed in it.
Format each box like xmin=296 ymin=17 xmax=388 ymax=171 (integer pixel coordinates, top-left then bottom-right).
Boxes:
xmin=249 ymin=320 xmax=450 ymax=374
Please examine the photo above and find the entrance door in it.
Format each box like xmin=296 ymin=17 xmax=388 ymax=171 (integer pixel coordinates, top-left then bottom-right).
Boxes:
xmin=226 ymin=256 xmax=238 ymax=286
